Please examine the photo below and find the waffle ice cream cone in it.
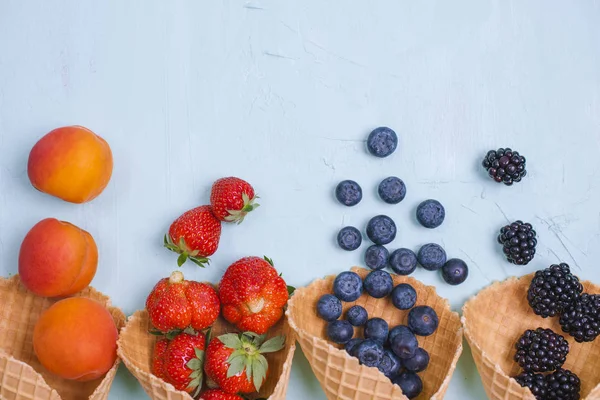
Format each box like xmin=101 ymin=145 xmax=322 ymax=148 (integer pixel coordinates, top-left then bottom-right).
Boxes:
xmin=286 ymin=266 xmax=463 ymax=400
xmin=0 ymin=275 xmax=126 ymax=400
xmin=117 ymin=309 xmax=296 ymax=400
xmin=463 ymin=273 xmax=600 ymax=399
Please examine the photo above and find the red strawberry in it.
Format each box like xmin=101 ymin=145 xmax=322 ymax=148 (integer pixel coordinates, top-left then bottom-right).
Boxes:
xmin=165 ymin=205 xmax=221 ymax=267
xmin=219 ymin=256 xmax=289 ymax=334
xmin=146 ymin=270 xmax=220 ymax=333
xmin=152 ymin=332 xmax=206 ymax=396
xmin=210 ymin=177 xmax=259 ymax=224
xmin=199 ymin=389 xmax=243 ymax=400
xmin=204 ymin=332 xmax=285 ymax=394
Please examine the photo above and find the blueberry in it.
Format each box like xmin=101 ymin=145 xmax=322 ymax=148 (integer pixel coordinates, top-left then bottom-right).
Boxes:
xmin=393 ymin=371 xmax=423 ymax=399
xmin=346 ymin=305 xmax=368 ymax=326
xmin=403 ymin=348 xmax=430 ymax=372
xmin=355 ymin=339 xmax=384 ymax=367
xmin=417 ymin=243 xmax=447 ymax=271
xmin=364 ymin=270 xmax=393 ymax=298
xmin=333 ymin=271 xmax=363 ymax=301
xmin=390 ymin=327 xmax=418 ymax=359
xmin=388 ymin=325 xmax=413 ymax=346
xmin=378 ymin=177 xmax=406 ymax=204
xmin=367 ymin=127 xmax=398 ymax=158
xmin=416 ymin=199 xmax=445 ymax=229
xmin=345 ymin=338 xmax=363 ymax=357
xmin=335 ymin=180 xmax=362 ymax=206
xmin=389 ymin=248 xmax=417 ymax=275
xmin=364 ymin=318 xmax=389 ymax=344
xmin=408 ymin=306 xmax=439 ymax=336
xmin=377 ymin=349 xmax=402 ymax=379
xmin=337 ymin=226 xmax=362 ymax=251
xmin=391 ymin=283 xmax=417 ymax=310
xmin=317 ymin=294 xmax=342 ymax=321
xmin=366 ymin=215 xmax=397 ymax=245
xmin=365 ymin=245 xmax=389 ymax=270
xmin=327 ymin=320 xmax=354 ymax=344
xmin=442 ymin=258 xmax=469 ymax=285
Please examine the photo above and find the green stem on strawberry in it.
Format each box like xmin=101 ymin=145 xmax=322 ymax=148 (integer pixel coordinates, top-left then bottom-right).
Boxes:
xmin=163 ymin=235 xmax=210 ymax=267
xmin=224 ymin=193 xmax=260 ymax=224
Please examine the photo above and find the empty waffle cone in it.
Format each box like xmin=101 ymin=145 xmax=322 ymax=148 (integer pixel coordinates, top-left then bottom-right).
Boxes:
xmin=463 ymin=273 xmax=600 ymax=400
xmin=0 ymin=275 xmax=126 ymax=400
xmin=117 ymin=309 xmax=296 ymax=400
xmin=286 ymin=266 xmax=463 ymax=400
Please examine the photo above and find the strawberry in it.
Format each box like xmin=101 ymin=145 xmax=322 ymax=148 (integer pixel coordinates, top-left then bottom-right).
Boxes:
xmin=219 ymin=256 xmax=289 ymax=334
xmin=152 ymin=332 xmax=206 ymax=396
xmin=164 ymin=205 xmax=221 ymax=267
xmin=210 ymin=177 xmax=259 ymax=224
xmin=146 ymin=270 xmax=220 ymax=333
xmin=199 ymin=389 xmax=243 ymax=400
xmin=204 ymin=332 xmax=285 ymax=394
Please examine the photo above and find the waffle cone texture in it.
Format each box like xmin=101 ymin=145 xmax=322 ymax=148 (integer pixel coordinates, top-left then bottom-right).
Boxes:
xmin=286 ymin=266 xmax=463 ymax=400
xmin=463 ymin=272 xmax=600 ymax=399
xmin=0 ymin=275 xmax=126 ymax=400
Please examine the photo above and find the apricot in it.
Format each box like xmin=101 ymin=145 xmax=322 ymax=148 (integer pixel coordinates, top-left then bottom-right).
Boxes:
xmin=19 ymin=218 xmax=98 ymax=297
xmin=33 ymin=297 xmax=118 ymax=381
xmin=28 ymin=125 xmax=113 ymax=203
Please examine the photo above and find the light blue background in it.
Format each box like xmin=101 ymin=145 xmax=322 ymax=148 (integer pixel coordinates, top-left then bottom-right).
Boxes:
xmin=1 ymin=1 xmax=599 ymax=399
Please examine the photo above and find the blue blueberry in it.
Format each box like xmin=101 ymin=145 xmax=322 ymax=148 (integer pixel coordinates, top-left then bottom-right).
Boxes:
xmin=367 ymin=127 xmax=398 ymax=158
xmin=377 ymin=349 xmax=402 ymax=379
xmin=327 ymin=320 xmax=354 ymax=344
xmin=366 ymin=215 xmax=397 ymax=245
xmin=355 ymin=339 xmax=384 ymax=367
xmin=317 ymin=294 xmax=342 ymax=321
xmin=337 ymin=226 xmax=362 ymax=251
xmin=416 ymin=199 xmax=445 ymax=229
xmin=389 ymin=248 xmax=417 ymax=275
xmin=333 ymin=271 xmax=363 ymax=301
xmin=335 ymin=180 xmax=362 ymax=206
xmin=390 ymin=327 xmax=419 ymax=359
xmin=364 ymin=318 xmax=389 ymax=344
xmin=417 ymin=243 xmax=447 ymax=271
xmin=391 ymin=283 xmax=417 ymax=310
xmin=364 ymin=270 xmax=393 ymax=298
xmin=403 ymin=348 xmax=430 ymax=372
xmin=388 ymin=325 xmax=413 ymax=346
xmin=345 ymin=338 xmax=363 ymax=357
xmin=364 ymin=245 xmax=389 ymax=270
xmin=378 ymin=177 xmax=406 ymax=204
xmin=408 ymin=306 xmax=439 ymax=336
xmin=393 ymin=371 xmax=423 ymax=399
xmin=442 ymin=258 xmax=469 ymax=285
xmin=346 ymin=305 xmax=368 ymax=326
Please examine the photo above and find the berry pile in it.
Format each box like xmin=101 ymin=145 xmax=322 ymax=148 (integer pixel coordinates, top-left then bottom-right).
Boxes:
xmin=482 ymin=147 xmax=527 ymax=186
xmin=498 ymin=220 xmax=537 ymax=265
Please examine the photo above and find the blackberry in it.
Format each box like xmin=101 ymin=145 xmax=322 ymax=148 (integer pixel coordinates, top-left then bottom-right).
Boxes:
xmin=528 ymin=263 xmax=583 ymax=318
xmin=559 ymin=293 xmax=600 ymax=343
xmin=498 ymin=220 xmax=537 ymax=265
xmin=482 ymin=147 xmax=527 ymax=185
xmin=514 ymin=328 xmax=569 ymax=373
xmin=545 ymin=369 xmax=581 ymax=400
xmin=514 ymin=372 xmax=547 ymax=400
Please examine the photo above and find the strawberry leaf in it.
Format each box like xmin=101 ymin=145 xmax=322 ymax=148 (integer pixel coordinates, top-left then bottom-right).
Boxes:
xmin=263 ymin=256 xmax=274 ymax=266
xmin=194 ymin=347 xmax=204 ymax=360
xmin=177 ymin=253 xmax=188 ymax=267
xmin=287 ymin=285 xmax=296 ymax=296
xmin=189 ymin=256 xmax=209 ymax=268
xmin=148 ymin=329 xmax=165 ymax=336
xmin=219 ymin=333 xmax=243 ymax=349
xmin=227 ymin=355 xmax=246 ymax=378
xmin=256 ymin=354 xmax=268 ymax=372
xmin=189 ymin=369 xmax=202 ymax=379
xmin=252 ymin=357 xmax=267 ymax=392
xmin=186 ymin=358 xmax=202 ymax=370
xmin=165 ymin=329 xmax=183 ymax=340
xmin=245 ymin=356 xmax=253 ymax=382
xmin=259 ymin=335 xmax=285 ymax=353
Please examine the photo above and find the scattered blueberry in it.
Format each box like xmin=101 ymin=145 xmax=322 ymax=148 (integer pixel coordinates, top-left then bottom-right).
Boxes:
xmin=317 ymin=294 xmax=342 ymax=321
xmin=416 ymin=199 xmax=445 ymax=229
xmin=364 ymin=318 xmax=389 ymax=344
xmin=388 ymin=325 xmax=413 ymax=346
xmin=391 ymin=283 xmax=417 ymax=310
xmin=442 ymin=258 xmax=469 ymax=285
xmin=345 ymin=338 xmax=363 ymax=357
xmin=365 ymin=245 xmax=389 ymax=270
xmin=346 ymin=305 xmax=368 ymax=326
xmin=389 ymin=248 xmax=418 ymax=275
xmin=367 ymin=127 xmax=398 ymax=158
xmin=390 ymin=327 xmax=418 ymax=359
xmin=393 ymin=371 xmax=423 ymax=399
xmin=408 ymin=306 xmax=439 ymax=336
xmin=337 ymin=226 xmax=362 ymax=251
xmin=335 ymin=180 xmax=363 ymax=206
xmin=356 ymin=339 xmax=384 ymax=367
xmin=417 ymin=243 xmax=447 ymax=271
xmin=333 ymin=271 xmax=364 ymax=301
xmin=366 ymin=215 xmax=397 ymax=245
xmin=364 ymin=270 xmax=394 ymax=298
xmin=378 ymin=177 xmax=406 ymax=204
xmin=327 ymin=320 xmax=354 ymax=344
xmin=403 ymin=348 xmax=430 ymax=372
xmin=378 ymin=349 xmax=402 ymax=379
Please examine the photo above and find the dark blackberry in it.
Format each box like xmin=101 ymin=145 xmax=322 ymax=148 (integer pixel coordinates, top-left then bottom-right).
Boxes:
xmin=545 ymin=369 xmax=581 ymax=400
xmin=514 ymin=328 xmax=569 ymax=373
xmin=482 ymin=147 xmax=527 ymax=185
xmin=497 ymin=220 xmax=537 ymax=265
xmin=514 ymin=372 xmax=547 ymax=400
xmin=528 ymin=263 xmax=583 ymax=318
xmin=559 ymin=293 xmax=600 ymax=343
